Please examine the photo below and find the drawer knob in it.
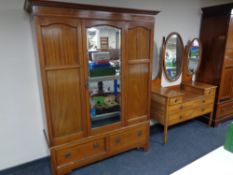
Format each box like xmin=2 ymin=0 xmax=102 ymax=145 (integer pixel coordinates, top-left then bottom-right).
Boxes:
xmin=179 ymin=115 xmax=183 ymax=119
xmin=93 ymin=143 xmax=99 ymax=149
xmin=175 ymin=99 xmax=178 ymax=103
xmin=64 ymin=152 xmax=71 ymax=158
xmin=202 ymin=100 xmax=206 ymax=103
xmin=202 ymin=108 xmax=205 ymax=112
xmin=137 ymin=130 xmax=143 ymax=137
xmin=180 ymin=106 xmax=183 ymax=110
xmin=115 ymin=137 xmax=121 ymax=144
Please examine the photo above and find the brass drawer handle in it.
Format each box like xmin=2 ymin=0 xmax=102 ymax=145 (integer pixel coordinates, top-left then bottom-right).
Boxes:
xmin=64 ymin=152 xmax=71 ymax=158
xmin=93 ymin=143 xmax=99 ymax=149
xmin=137 ymin=130 xmax=143 ymax=137
xmin=115 ymin=137 xmax=121 ymax=144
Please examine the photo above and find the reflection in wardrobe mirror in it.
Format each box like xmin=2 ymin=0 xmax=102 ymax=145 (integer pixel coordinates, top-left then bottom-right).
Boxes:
xmin=87 ymin=26 xmax=121 ymax=52
xmin=163 ymin=32 xmax=184 ymax=82
xmin=86 ymin=25 xmax=122 ymax=128
xmin=187 ymin=38 xmax=201 ymax=74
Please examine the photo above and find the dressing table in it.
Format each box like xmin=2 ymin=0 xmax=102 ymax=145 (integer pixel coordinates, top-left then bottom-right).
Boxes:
xmin=151 ymin=35 xmax=217 ymax=144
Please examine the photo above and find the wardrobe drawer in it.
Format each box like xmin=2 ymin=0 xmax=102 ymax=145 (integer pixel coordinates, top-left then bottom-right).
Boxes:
xmin=168 ymin=96 xmax=182 ymax=105
xmin=55 ymin=139 xmax=106 ymax=166
xmin=109 ymin=125 xmax=147 ymax=153
xmin=217 ymin=101 xmax=233 ymax=117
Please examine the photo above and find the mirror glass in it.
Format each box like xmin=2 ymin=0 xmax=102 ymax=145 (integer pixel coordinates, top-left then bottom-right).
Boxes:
xmin=164 ymin=33 xmax=183 ymax=81
xmin=86 ymin=26 xmax=121 ymax=129
xmin=188 ymin=39 xmax=201 ymax=74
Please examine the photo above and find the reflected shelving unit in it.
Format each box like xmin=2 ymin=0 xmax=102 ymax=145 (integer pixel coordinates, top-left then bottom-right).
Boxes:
xmin=86 ymin=26 xmax=122 ymax=128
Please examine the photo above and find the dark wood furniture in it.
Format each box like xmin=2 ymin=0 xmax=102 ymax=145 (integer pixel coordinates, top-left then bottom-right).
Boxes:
xmin=197 ymin=3 xmax=233 ymax=126
xmin=25 ymin=0 xmax=158 ymax=174
xmin=151 ymin=33 xmax=216 ymax=144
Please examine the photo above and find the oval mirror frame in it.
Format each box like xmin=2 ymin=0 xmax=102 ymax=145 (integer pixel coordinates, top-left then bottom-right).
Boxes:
xmin=162 ymin=32 xmax=184 ymax=82
xmin=186 ymin=38 xmax=202 ymax=75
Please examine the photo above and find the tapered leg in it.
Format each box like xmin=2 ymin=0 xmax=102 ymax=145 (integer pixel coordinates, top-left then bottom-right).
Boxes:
xmin=208 ymin=112 xmax=213 ymax=127
xmin=164 ymin=125 xmax=168 ymax=144
xmin=143 ymin=141 xmax=150 ymax=151
xmin=214 ymin=120 xmax=220 ymax=127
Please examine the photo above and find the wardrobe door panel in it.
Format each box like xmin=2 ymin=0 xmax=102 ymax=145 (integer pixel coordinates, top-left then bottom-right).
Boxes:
xmin=40 ymin=19 xmax=81 ymax=66
xmin=127 ymin=64 xmax=149 ymax=119
xmin=126 ymin=24 xmax=153 ymax=124
xmin=128 ymin=29 xmax=137 ymax=59
xmin=197 ymin=16 xmax=229 ymax=85
xmin=47 ymin=69 xmax=83 ymax=138
xmin=220 ymin=15 xmax=233 ymax=101
xmin=137 ymin=27 xmax=150 ymax=59
xmin=36 ymin=17 xmax=86 ymax=145
xmin=219 ymin=67 xmax=233 ymax=101
xmin=225 ymin=15 xmax=233 ymax=66
xmin=128 ymin=27 xmax=150 ymax=60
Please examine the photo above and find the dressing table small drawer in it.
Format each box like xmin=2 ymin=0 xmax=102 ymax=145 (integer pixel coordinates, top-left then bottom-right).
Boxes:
xmin=204 ymin=89 xmax=215 ymax=95
xmin=168 ymin=97 xmax=182 ymax=105
xmin=196 ymin=96 xmax=215 ymax=106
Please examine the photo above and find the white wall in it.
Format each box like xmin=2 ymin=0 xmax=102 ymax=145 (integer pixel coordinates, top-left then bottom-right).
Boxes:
xmin=0 ymin=0 xmax=232 ymax=170
xmin=0 ymin=0 xmax=48 ymax=170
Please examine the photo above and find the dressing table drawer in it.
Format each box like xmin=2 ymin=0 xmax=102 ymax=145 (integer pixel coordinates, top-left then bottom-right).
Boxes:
xmin=168 ymin=110 xmax=193 ymax=125
xmin=194 ymin=104 xmax=213 ymax=116
xmin=167 ymin=101 xmax=193 ymax=114
xmin=204 ymin=89 xmax=215 ymax=95
xmin=168 ymin=97 xmax=182 ymax=105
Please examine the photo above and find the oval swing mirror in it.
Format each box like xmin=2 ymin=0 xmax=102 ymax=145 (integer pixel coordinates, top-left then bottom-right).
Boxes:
xmin=187 ymin=38 xmax=202 ymax=74
xmin=163 ymin=32 xmax=184 ymax=82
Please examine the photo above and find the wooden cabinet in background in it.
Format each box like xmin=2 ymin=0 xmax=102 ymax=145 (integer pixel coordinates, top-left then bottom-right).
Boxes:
xmin=198 ymin=3 xmax=233 ymax=126
xmin=25 ymin=0 xmax=158 ymax=174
